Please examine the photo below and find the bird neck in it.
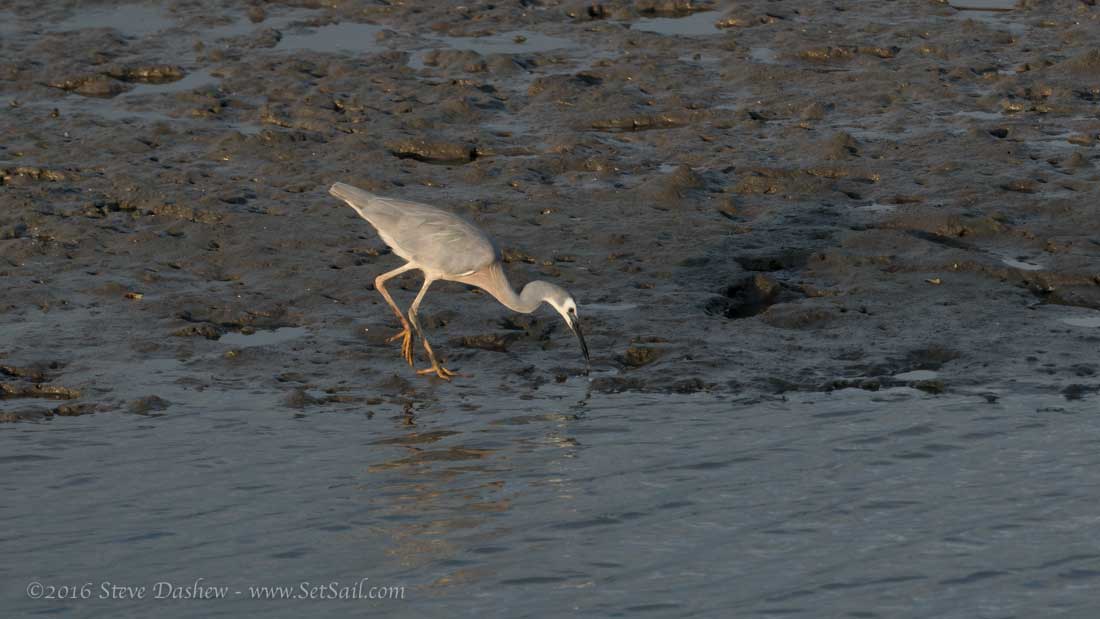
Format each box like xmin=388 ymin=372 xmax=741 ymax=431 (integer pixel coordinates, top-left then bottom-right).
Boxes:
xmin=488 ymin=264 xmax=549 ymax=314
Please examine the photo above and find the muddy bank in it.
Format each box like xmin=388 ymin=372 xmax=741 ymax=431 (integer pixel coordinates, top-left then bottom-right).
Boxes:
xmin=1 ymin=0 xmax=1099 ymax=418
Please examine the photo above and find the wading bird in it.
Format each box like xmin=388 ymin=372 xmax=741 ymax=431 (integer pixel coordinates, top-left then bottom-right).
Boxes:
xmin=330 ymin=182 xmax=589 ymax=380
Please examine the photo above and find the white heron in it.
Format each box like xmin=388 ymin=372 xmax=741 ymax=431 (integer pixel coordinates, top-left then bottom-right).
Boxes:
xmin=330 ymin=182 xmax=589 ymax=379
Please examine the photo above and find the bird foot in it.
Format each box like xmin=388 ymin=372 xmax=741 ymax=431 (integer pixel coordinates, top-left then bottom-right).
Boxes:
xmin=416 ymin=365 xmax=459 ymax=381
xmin=386 ymin=328 xmax=414 ymax=366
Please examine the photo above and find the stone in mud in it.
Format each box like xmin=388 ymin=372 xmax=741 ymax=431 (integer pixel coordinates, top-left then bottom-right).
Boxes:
xmin=0 ymin=382 xmax=80 ymax=399
xmin=732 ymin=168 xmax=833 ymax=197
xmin=53 ymin=403 xmax=98 ymax=416
xmin=799 ymin=102 xmax=829 ymax=120
xmin=590 ymin=376 xmax=647 ymax=393
xmin=172 ymin=324 xmax=224 ymax=339
xmin=105 ymin=65 xmax=185 ymax=83
xmin=634 ymin=0 xmax=706 ymax=16
xmin=386 ymin=139 xmax=478 ymax=164
xmin=820 ymin=132 xmax=860 ymax=160
xmin=285 ymin=388 xmax=322 ymax=408
xmin=913 ymin=379 xmax=945 ymax=395
xmin=1040 ymin=285 xmax=1100 ymax=311
xmin=667 ymin=377 xmax=709 ymax=393
xmin=0 ymin=167 xmax=68 ymax=184
xmin=760 ymin=303 xmax=836 ymax=330
xmin=1049 ymin=49 xmax=1100 ymax=76
xmin=904 ymin=346 xmax=961 ymax=371
xmin=0 ymin=407 xmax=53 ymax=423
xmin=589 ymin=113 xmax=693 ymax=132
xmin=420 ymin=49 xmax=486 ymax=72
xmin=128 ymin=396 xmax=171 ymax=414
xmin=620 ymin=346 xmax=663 ymax=368
xmin=1001 ymin=179 xmax=1038 ymax=193
xmin=638 ymin=164 xmax=704 ymax=206
xmin=0 ymin=364 xmax=51 ymax=383
xmin=48 ymin=74 xmax=131 ymax=97
xmin=798 ymin=46 xmax=898 ymax=62
xmin=527 ymin=74 xmax=603 ymax=100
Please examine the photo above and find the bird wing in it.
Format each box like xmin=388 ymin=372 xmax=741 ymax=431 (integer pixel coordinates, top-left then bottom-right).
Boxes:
xmin=330 ymin=183 xmax=498 ymax=276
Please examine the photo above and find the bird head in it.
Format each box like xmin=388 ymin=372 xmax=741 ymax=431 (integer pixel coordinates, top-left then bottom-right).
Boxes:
xmin=545 ymin=288 xmax=590 ymax=371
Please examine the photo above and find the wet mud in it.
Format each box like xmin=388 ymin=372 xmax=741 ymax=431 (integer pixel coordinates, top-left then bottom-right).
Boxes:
xmin=1 ymin=0 xmax=1099 ymax=415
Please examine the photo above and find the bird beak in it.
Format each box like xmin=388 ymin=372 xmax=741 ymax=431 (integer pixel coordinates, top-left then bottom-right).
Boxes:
xmin=568 ymin=314 xmax=590 ymax=372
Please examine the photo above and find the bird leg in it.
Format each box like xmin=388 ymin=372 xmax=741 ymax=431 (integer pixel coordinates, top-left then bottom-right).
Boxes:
xmin=375 ymin=264 xmax=416 ymax=366
xmin=416 ymin=338 xmax=458 ymax=380
xmin=407 ymin=277 xmax=458 ymax=380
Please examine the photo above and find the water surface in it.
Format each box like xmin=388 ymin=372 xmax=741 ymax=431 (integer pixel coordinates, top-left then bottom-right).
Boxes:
xmin=4 ymin=386 xmax=1098 ymax=617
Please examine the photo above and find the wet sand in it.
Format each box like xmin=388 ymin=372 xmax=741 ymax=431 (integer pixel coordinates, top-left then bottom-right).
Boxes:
xmin=2 ymin=0 xmax=1100 ymax=616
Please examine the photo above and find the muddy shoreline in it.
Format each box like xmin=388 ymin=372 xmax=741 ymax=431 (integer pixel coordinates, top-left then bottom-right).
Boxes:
xmin=2 ymin=0 xmax=1099 ymax=420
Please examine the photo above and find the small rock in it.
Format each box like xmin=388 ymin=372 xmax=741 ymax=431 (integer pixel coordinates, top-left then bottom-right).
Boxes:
xmin=129 ymin=396 xmax=170 ymax=414
xmin=620 ymin=346 xmax=662 ymax=368
xmin=914 ymin=379 xmax=945 ymax=394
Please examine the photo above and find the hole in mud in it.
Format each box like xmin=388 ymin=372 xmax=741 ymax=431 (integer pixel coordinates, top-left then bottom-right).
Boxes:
xmin=734 ymin=250 xmax=809 ymax=272
xmin=704 ymin=274 xmax=803 ymax=319
xmin=1000 ymin=255 xmax=1043 ymax=271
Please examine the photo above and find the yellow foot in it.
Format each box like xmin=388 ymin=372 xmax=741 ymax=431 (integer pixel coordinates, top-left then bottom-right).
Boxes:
xmin=416 ymin=365 xmax=459 ymax=380
xmin=386 ymin=328 xmax=414 ymax=366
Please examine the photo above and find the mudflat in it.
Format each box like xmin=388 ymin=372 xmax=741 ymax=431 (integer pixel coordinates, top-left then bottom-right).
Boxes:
xmin=2 ymin=1 xmax=1100 ymax=616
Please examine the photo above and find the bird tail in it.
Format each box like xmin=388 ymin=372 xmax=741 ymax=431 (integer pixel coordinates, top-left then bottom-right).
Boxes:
xmin=329 ymin=182 xmax=378 ymax=205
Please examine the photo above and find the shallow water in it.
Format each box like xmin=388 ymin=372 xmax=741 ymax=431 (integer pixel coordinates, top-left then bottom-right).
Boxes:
xmin=948 ymin=0 xmax=1017 ymax=10
xmin=50 ymin=5 xmax=176 ymax=37
xmin=4 ymin=387 xmax=1099 ymax=617
xmin=276 ymin=22 xmax=385 ymax=54
xmin=432 ymin=31 xmax=574 ymax=55
xmin=219 ymin=327 xmax=310 ymax=348
xmin=632 ymin=11 xmax=723 ymax=36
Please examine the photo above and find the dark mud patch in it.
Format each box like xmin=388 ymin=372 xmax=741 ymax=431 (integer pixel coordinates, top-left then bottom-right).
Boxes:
xmin=760 ymin=302 xmax=838 ymax=330
xmin=452 ymin=334 xmax=519 ymax=353
xmin=0 ymin=363 xmax=60 ymax=383
xmin=0 ymin=402 xmax=101 ymax=423
xmin=387 ymin=139 xmax=480 ymax=165
xmin=705 ymin=275 xmax=805 ymax=319
xmin=734 ymin=249 xmax=810 ymax=272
